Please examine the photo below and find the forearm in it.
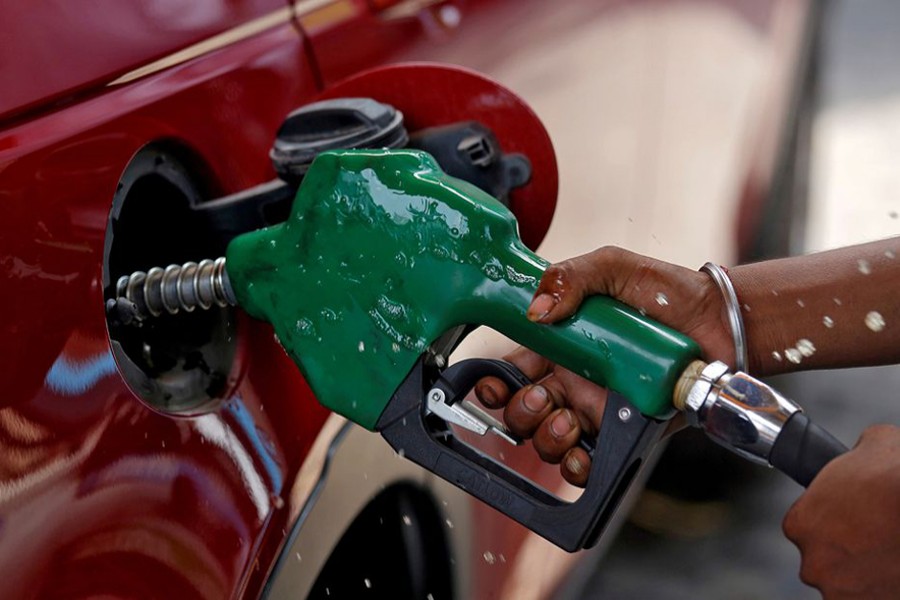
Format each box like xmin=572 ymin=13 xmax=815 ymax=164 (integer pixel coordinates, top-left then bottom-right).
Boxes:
xmin=729 ymin=237 xmax=900 ymax=376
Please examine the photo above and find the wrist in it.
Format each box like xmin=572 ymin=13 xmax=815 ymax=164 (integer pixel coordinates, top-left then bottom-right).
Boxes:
xmin=727 ymin=265 xmax=790 ymax=376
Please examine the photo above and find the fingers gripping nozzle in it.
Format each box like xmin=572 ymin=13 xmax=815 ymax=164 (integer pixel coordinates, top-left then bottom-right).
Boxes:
xmin=109 ymin=258 xmax=235 ymax=324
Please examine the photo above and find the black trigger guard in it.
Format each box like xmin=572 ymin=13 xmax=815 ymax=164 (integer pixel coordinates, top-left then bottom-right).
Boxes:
xmin=375 ymin=357 xmax=668 ymax=552
xmin=433 ymin=358 xmax=531 ymax=405
xmin=432 ymin=358 xmax=596 ymax=456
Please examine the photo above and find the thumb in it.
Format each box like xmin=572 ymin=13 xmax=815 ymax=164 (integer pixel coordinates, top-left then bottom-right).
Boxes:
xmin=527 ymin=246 xmax=650 ymax=323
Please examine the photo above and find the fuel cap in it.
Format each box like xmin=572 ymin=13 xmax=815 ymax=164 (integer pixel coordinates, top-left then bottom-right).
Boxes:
xmin=270 ymin=98 xmax=408 ymax=184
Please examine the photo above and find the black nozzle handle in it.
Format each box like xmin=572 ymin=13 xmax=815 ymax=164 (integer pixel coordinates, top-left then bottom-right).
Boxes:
xmin=769 ymin=412 xmax=848 ymax=487
xmin=377 ymin=358 xmax=667 ymax=551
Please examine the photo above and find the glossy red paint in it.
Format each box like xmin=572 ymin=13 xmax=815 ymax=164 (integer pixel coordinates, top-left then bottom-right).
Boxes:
xmin=0 ymin=0 xmax=290 ymax=122
xmin=0 ymin=18 xmax=329 ymax=598
xmin=298 ymin=0 xmax=460 ymax=86
xmin=1 ymin=1 xmax=540 ymax=594
xmin=317 ymin=62 xmax=559 ymax=251
xmin=1 ymin=0 xmax=816 ymax=597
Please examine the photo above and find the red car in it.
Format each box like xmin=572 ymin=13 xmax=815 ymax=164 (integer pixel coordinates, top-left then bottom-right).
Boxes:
xmin=0 ymin=0 xmax=819 ymax=598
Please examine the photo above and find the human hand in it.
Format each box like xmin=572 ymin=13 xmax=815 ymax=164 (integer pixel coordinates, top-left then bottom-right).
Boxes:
xmin=475 ymin=246 xmax=734 ymax=486
xmin=782 ymin=424 xmax=900 ymax=598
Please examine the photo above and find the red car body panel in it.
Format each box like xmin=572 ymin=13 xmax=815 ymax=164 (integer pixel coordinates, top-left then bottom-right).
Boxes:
xmin=0 ymin=0 xmax=291 ymax=122
xmin=0 ymin=0 xmax=813 ymax=597
xmin=297 ymin=0 xmax=453 ymax=86
xmin=0 ymin=15 xmax=328 ymax=599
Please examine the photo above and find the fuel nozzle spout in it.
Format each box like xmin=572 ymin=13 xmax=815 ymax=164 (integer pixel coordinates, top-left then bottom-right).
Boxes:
xmin=674 ymin=361 xmax=847 ymax=486
xmin=107 ymin=257 xmax=235 ymax=325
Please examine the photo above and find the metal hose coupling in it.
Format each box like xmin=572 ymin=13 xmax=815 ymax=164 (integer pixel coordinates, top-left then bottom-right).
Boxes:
xmin=110 ymin=258 xmax=236 ymax=324
xmin=674 ymin=361 xmax=801 ymax=466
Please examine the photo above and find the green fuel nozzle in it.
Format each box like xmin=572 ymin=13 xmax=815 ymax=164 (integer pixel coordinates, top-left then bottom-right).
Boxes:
xmin=113 ymin=149 xmax=847 ymax=551
xmin=224 ymin=149 xmax=701 ymax=428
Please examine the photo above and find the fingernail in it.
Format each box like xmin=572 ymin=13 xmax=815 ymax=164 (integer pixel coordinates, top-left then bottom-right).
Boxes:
xmin=566 ymin=453 xmax=585 ymax=476
xmin=476 ymin=384 xmax=498 ymax=406
xmin=522 ymin=385 xmax=549 ymax=412
xmin=551 ymin=409 xmax=575 ymax=437
xmin=527 ymin=293 xmax=556 ymax=322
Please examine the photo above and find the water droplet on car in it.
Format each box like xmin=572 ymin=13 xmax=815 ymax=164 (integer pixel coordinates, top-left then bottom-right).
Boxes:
xmin=834 ymin=298 xmax=842 ymax=306
xmin=392 ymin=342 xmax=400 ymax=353
xmin=358 ymin=341 xmax=365 ymax=352
xmin=499 ymin=553 xmax=507 ymax=563
xmin=445 ymin=519 xmax=454 ymax=529
xmin=886 ymin=250 xmax=896 ymax=259
xmin=889 ymin=210 xmax=898 ymax=219
xmin=364 ymin=578 xmax=372 ymax=589
xmin=483 ymin=551 xmax=496 ymax=565
xmin=865 ymin=311 xmax=886 ymax=332
xmin=823 ymin=316 xmax=834 ymax=328
xmin=655 ymin=292 xmax=669 ymax=306
xmin=858 ymin=259 xmax=872 ymax=275
xmin=402 ymin=515 xmax=412 ymax=526
xmin=785 ymin=348 xmax=802 ymax=364
xmin=796 ymin=299 xmax=805 ymax=308
xmin=796 ymin=339 xmax=816 ymax=357
xmin=296 ymin=553 xmax=302 ymax=562
xmin=772 ymin=351 xmax=782 ymax=362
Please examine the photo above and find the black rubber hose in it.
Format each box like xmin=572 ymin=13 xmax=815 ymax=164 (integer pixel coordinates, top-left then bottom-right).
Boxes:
xmin=769 ymin=412 xmax=848 ymax=487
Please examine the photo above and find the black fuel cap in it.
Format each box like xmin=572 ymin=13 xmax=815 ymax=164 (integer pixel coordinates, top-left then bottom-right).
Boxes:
xmin=270 ymin=98 xmax=408 ymax=185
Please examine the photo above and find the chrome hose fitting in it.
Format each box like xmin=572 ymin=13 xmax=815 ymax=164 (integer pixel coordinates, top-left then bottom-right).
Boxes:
xmin=676 ymin=361 xmax=801 ymax=466
xmin=114 ymin=257 xmax=236 ymax=322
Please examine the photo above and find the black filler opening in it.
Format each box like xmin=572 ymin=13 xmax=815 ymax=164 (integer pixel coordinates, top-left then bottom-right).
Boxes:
xmin=102 ymin=144 xmax=236 ymax=414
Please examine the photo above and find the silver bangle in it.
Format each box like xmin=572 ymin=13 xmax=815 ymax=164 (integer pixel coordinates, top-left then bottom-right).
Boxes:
xmin=700 ymin=262 xmax=748 ymax=373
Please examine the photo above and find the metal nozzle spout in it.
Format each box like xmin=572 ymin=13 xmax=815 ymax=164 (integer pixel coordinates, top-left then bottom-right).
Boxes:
xmin=112 ymin=257 xmax=235 ymax=323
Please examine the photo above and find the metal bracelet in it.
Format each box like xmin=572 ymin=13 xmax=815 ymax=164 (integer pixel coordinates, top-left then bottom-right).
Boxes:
xmin=700 ymin=262 xmax=749 ymax=373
